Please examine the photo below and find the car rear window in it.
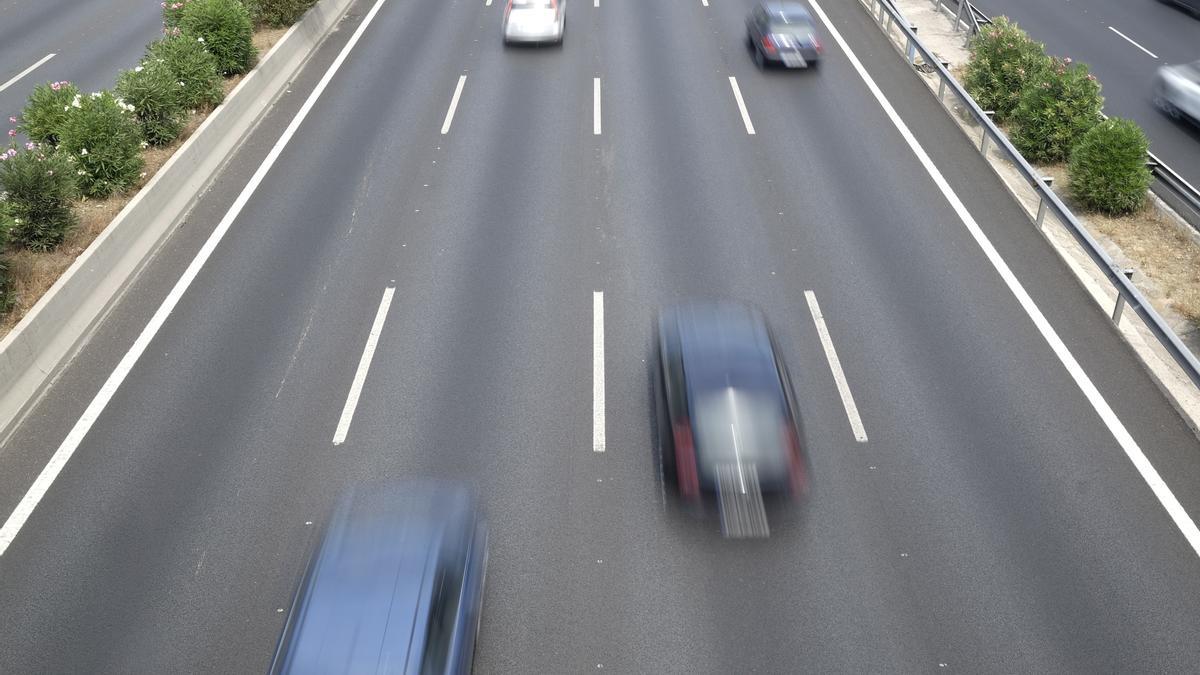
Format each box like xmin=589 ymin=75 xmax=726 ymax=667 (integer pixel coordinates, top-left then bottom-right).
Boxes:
xmin=512 ymin=0 xmax=553 ymax=7
xmin=692 ymin=388 xmax=788 ymax=466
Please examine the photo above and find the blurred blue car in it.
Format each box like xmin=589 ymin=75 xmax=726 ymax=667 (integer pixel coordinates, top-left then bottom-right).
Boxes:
xmin=270 ymin=482 xmax=488 ymax=675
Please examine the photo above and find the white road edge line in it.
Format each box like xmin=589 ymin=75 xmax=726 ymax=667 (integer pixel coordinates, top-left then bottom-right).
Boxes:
xmin=593 ymin=77 xmax=601 ymax=135
xmin=728 ymin=76 xmax=756 ymax=135
xmin=0 ymin=0 xmax=394 ymax=558
xmin=593 ymin=291 xmax=606 ymax=452
xmin=441 ymin=75 xmax=467 ymax=135
xmin=332 ymin=287 xmax=395 ymax=445
xmin=0 ymin=53 xmax=56 ymax=94
xmin=804 ymin=291 xmax=868 ymax=443
xmin=1107 ymin=26 xmax=1158 ymax=59
xmin=809 ymin=0 xmax=1200 ymax=556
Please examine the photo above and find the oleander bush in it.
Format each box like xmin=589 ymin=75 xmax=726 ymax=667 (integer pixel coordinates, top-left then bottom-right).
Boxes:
xmin=1069 ymin=118 xmax=1151 ymax=216
xmin=179 ymin=0 xmax=257 ymax=75
xmin=58 ymin=92 xmax=145 ymax=198
xmin=17 ymin=81 xmax=80 ymax=146
xmin=145 ymin=36 xmax=225 ymax=110
xmin=1010 ymin=56 xmax=1104 ymax=163
xmin=245 ymin=0 xmax=317 ymax=27
xmin=162 ymin=0 xmax=194 ymax=30
xmin=964 ymin=17 xmax=1050 ymax=123
xmin=0 ymin=144 xmax=79 ymax=250
xmin=116 ymin=59 xmax=187 ymax=145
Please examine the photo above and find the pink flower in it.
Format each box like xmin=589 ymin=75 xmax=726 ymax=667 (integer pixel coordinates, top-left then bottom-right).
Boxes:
xmin=25 ymin=142 xmax=36 ymax=150
xmin=7 ymin=129 xmax=15 ymax=137
xmin=8 ymin=116 xmax=15 ymax=123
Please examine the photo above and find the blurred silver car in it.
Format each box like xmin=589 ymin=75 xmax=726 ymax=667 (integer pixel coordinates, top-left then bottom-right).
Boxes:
xmin=503 ymin=0 xmax=565 ymax=45
xmin=1153 ymin=60 xmax=1200 ymax=124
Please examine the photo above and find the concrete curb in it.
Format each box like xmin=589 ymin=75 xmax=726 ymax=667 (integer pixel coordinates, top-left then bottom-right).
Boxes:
xmin=0 ymin=0 xmax=357 ymax=438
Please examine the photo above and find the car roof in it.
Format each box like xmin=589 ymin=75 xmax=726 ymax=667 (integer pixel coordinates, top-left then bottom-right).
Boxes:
xmin=758 ymin=1 xmax=814 ymax=22
xmin=274 ymin=482 xmax=476 ymax=675
xmin=663 ymin=302 xmax=781 ymax=393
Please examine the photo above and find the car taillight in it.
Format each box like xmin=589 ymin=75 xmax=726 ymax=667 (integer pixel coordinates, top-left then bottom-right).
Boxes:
xmin=760 ymin=36 xmax=777 ymax=55
xmin=785 ymin=423 xmax=808 ymax=496
xmin=811 ymin=36 xmax=822 ymax=53
xmin=673 ymin=421 xmax=700 ymax=499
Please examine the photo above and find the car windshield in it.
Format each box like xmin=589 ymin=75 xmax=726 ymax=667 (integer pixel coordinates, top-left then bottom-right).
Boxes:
xmin=692 ymin=387 xmax=788 ymax=467
xmin=767 ymin=19 xmax=815 ymax=37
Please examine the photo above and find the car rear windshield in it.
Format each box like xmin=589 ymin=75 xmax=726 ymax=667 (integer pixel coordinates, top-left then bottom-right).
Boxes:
xmin=512 ymin=0 xmax=553 ymax=7
xmin=767 ymin=19 xmax=815 ymax=36
xmin=692 ymin=388 xmax=788 ymax=466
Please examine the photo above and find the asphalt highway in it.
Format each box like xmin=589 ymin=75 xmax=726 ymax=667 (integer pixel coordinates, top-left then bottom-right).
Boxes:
xmin=0 ymin=0 xmax=164 ymax=128
xmin=969 ymin=0 xmax=1200 ymax=195
xmin=2 ymin=0 xmax=1200 ymax=672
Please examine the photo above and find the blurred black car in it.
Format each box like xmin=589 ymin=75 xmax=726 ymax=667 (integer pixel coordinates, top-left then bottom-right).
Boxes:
xmin=270 ymin=482 xmax=488 ymax=675
xmin=746 ymin=1 xmax=823 ymax=69
xmin=654 ymin=302 xmax=809 ymax=505
xmin=1158 ymin=0 xmax=1200 ymax=18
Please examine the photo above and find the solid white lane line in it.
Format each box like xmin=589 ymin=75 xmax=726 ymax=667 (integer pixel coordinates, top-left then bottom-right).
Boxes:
xmin=593 ymin=291 xmax=606 ymax=452
xmin=0 ymin=53 xmax=55 ymax=94
xmin=441 ymin=75 xmax=467 ymax=135
xmin=593 ymin=77 xmax=601 ymax=135
xmin=1108 ymin=26 xmax=1158 ymax=59
xmin=804 ymin=291 xmax=868 ymax=443
xmin=332 ymin=287 xmax=395 ymax=445
xmin=728 ymin=76 xmax=756 ymax=135
xmin=0 ymin=0 xmax=394 ymax=558
xmin=810 ymin=0 xmax=1200 ymax=557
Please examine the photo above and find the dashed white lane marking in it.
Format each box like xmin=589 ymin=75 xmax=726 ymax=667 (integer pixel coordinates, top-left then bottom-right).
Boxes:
xmin=809 ymin=0 xmax=1200 ymax=557
xmin=486 ymin=0 xmax=492 ymax=5
xmin=804 ymin=291 xmax=868 ymax=443
xmin=701 ymin=0 xmax=709 ymax=6
xmin=728 ymin=76 xmax=756 ymax=135
xmin=593 ymin=291 xmax=606 ymax=452
xmin=0 ymin=0 xmax=395 ymax=557
xmin=1108 ymin=26 xmax=1158 ymax=59
xmin=593 ymin=77 xmax=602 ymax=135
xmin=332 ymin=287 xmax=396 ymax=445
xmin=441 ymin=75 xmax=467 ymax=135
xmin=0 ymin=53 xmax=55 ymax=94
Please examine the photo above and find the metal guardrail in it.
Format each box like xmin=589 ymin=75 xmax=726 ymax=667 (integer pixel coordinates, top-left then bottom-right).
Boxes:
xmin=859 ymin=0 xmax=1200 ymax=391
xmin=931 ymin=0 xmax=1200 ymax=234
xmin=931 ymin=0 xmax=991 ymax=37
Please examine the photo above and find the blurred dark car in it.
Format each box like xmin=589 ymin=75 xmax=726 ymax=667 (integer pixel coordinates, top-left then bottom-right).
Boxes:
xmin=746 ymin=1 xmax=823 ymax=69
xmin=1153 ymin=60 xmax=1200 ymax=124
xmin=654 ymin=302 xmax=809 ymax=504
xmin=270 ymin=482 xmax=488 ymax=675
xmin=1158 ymin=0 xmax=1200 ymax=18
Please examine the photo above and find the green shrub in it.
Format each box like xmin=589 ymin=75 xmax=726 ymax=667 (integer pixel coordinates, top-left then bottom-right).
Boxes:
xmin=162 ymin=0 xmax=195 ymax=29
xmin=180 ymin=0 xmax=257 ymax=75
xmin=964 ymin=17 xmax=1050 ymax=123
xmin=1010 ymin=56 xmax=1104 ymax=163
xmin=146 ymin=36 xmax=225 ymax=110
xmin=0 ymin=251 xmax=10 ymax=315
xmin=17 ymin=81 xmax=80 ymax=145
xmin=58 ymin=92 xmax=145 ymax=198
xmin=0 ymin=144 xmax=78 ymax=250
xmin=116 ymin=60 xmax=186 ymax=145
xmin=1068 ymin=118 xmax=1151 ymax=216
xmin=246 ymin=0 xmax=316 ymax=27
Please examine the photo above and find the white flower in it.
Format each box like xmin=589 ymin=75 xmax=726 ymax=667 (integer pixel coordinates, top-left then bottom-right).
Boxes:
xmin=140 ymin=172 xmax=147 ymax=178
xmin=197 ymin=36 xmax=205 ymax=43
xmin=80 ymin=148 xmax=88 ymax=155
xmin=90 ymin=91 xmax=101 ymax=98
xmin=77 ymin=170 xmax=86 ymax=176
xmin=0 ymin=191 xmax=8 ymax=202
xmin=13 ymin=218 xmax=21 ymax=224
xmin=134 ymin=66 xmax=144 ymax=73
xmin=71 ymin=95 xmax=82 ymax=108
xmin=178 ymin=81 xmax=185 ymax=87
xmin=140 ymin=141 xmax=149 ymax=148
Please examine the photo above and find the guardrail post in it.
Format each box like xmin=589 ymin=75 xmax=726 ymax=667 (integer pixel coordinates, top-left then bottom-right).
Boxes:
xmin=937 ymin=60 xmax=951 ymax=101
xmin=954 ymin=0 xmax=965 ymax=32
xmin=906 ymin=26 xmax=918 ymax=64
xmin=878 ymin=0 xmax=887 ymax=25
xmin=1112 ymin=269 xmax=1135 ymax=323
xmin=979 ymin=111 xmax=994 ymax=154
xmin=1035 ymin=176 xmax=1054 ymax=229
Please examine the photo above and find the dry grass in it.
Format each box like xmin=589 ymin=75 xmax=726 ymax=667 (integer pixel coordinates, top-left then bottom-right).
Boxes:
xmin=0 ymin=27 xmax=286 ymax=339
xmin=1039 ymin=164 xmax=1200 ymax=329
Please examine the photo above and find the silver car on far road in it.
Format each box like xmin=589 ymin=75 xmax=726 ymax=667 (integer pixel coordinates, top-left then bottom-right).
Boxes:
xmin=1154 ymin=60 xmax=1200 ymax=125
xmin=503 ymin=0 xmax=565 ymax=45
